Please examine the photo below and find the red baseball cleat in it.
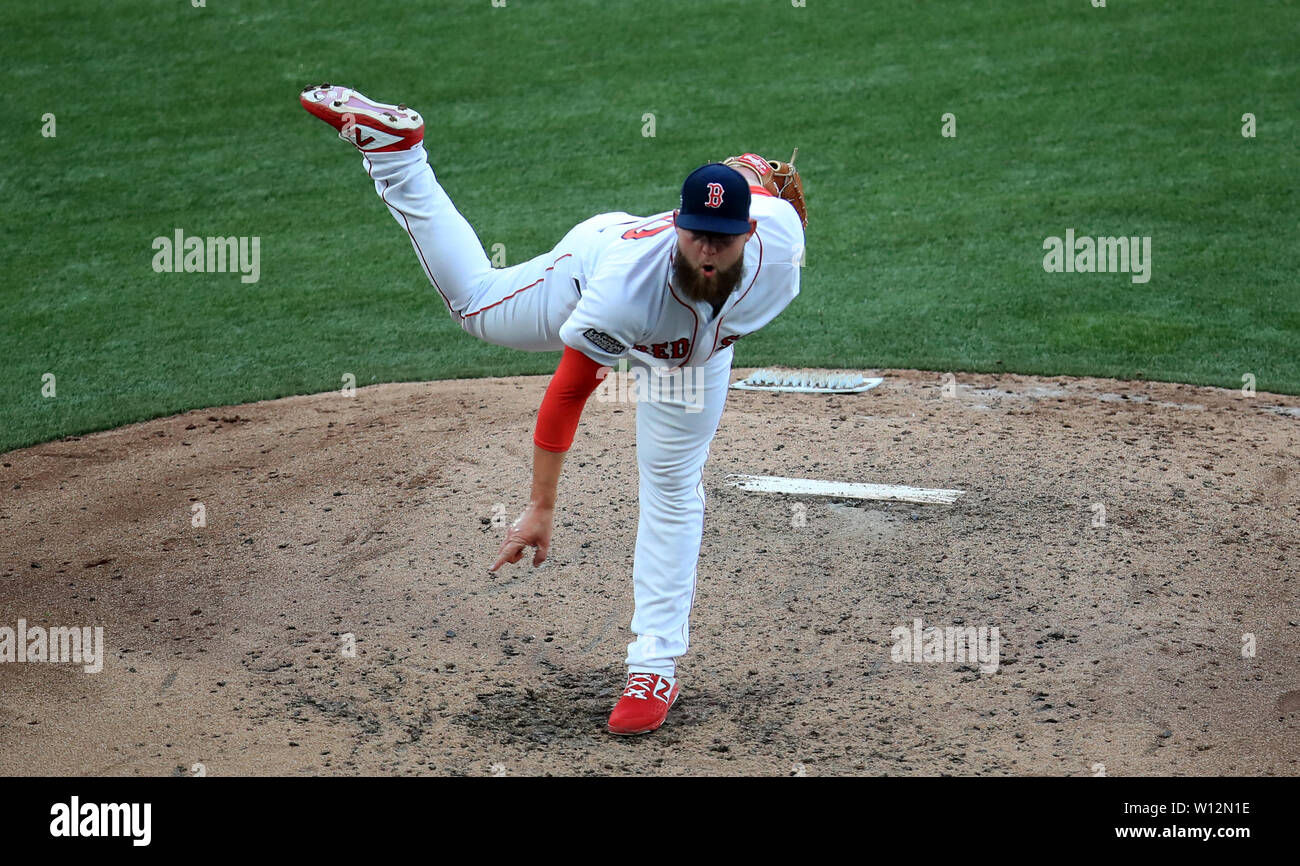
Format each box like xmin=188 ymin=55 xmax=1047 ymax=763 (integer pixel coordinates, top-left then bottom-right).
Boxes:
xmin=607 ymin=672 xmax=679 ymax=736
xmin=299 ymin=83 xmax=424 ymax=153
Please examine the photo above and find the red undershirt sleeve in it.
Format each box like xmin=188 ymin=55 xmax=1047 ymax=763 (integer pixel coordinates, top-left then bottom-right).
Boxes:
xmin=533 ymin=345 xmax=608 ymax=453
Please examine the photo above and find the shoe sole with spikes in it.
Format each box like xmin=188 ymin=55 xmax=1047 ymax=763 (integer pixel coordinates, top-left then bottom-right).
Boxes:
xmin=299 ymin=83 xmax=424 ymax=153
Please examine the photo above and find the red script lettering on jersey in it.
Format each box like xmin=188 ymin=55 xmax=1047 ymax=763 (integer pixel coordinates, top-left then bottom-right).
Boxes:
xmin=632 ymin=338 xmax=692 ymax=360
xmin=622 ymin=222 xmax=673 ymax=240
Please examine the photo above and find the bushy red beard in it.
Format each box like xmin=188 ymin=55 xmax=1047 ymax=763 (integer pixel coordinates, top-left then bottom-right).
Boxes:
xmin=672 ymin=242 xmax=746 ymax=305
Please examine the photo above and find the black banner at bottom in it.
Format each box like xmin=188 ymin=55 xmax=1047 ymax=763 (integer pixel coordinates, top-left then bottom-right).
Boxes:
xmin=2 ymin=776 xmax=1286 ymax=852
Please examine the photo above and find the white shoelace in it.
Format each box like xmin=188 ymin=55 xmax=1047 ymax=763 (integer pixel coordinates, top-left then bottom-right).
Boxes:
xmin=622 ymin=673 xmax=656 ymax=700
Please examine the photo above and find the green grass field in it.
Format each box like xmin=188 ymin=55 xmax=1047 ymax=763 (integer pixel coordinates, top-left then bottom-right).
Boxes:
xmin=2 ymin=0 xmax=1296 ymax=453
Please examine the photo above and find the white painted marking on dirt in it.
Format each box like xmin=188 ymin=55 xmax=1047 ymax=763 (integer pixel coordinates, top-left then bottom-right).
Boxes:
xmin=1259 ymin=405 xmax=1300 ymax=418
xmin=726 ymin=474 xmax=964 ymax=505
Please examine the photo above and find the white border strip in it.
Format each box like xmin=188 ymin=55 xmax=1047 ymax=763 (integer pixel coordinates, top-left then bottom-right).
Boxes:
xmin=726 ymin=474 xmax=964 ymax=505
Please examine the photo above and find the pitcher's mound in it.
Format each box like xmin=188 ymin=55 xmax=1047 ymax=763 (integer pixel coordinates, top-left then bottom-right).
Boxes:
xmin=1 ymin=369 xmax=1297 ymax=776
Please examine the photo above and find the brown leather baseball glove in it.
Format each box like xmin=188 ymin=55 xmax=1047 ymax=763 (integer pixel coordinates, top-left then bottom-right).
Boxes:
xmin=722 ymin=153 xmax=778 ymax=195
xmin=722 ymin=150 xmax=807 ymax=230
xmin=766 ymin=149 xmax=807 ymax=230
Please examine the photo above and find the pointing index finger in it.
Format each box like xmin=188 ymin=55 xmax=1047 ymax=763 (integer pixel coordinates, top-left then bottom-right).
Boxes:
xmin=490 ymin=539 xmax=526 ymax=572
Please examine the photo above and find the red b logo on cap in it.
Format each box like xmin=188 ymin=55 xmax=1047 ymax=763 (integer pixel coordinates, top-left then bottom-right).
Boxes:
xmin=705 ymin=182 xmax=725 ymax=208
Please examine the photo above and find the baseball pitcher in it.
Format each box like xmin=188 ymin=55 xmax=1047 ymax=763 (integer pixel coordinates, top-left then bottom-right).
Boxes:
xmin=300 ymin=84 xmax=807 ymax=735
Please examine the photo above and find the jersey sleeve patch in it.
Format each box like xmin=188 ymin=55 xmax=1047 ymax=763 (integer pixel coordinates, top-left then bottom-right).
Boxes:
xmin=581 ymin=328 xmax=626 ymax=356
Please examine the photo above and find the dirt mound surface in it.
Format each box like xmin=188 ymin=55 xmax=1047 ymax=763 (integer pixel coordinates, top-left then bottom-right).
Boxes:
xmin=1 ymin=369 xmax=1297 ymax=776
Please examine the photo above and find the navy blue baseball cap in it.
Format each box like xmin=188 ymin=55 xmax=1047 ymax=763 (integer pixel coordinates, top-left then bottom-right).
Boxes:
xmin=676 ymin=163 xmax=752 ymax=234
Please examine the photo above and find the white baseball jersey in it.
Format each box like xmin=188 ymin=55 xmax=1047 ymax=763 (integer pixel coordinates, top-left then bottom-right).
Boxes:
xmin=558 ymin=197 xmax=805 ymax=370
